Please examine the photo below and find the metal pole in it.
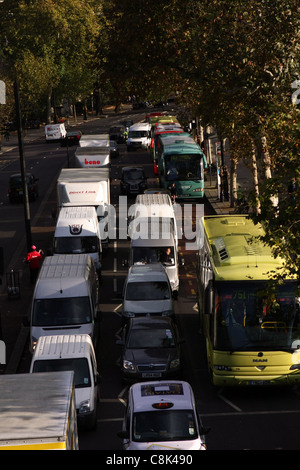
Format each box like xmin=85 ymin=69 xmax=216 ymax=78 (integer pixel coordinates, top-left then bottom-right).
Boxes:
xmin=14 ymin=81 xmax=32 ymax=252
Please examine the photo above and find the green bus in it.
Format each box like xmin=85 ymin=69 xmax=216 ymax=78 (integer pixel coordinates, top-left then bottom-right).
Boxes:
xmin=196 ymin=215 xmax=300 ymax=387
xmin=157 ymin=134 xmax=207 ymax=199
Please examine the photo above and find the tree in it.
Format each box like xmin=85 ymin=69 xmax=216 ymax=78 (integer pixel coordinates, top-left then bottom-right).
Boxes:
xmin=0 ymin=0 xmax=101 ymax=122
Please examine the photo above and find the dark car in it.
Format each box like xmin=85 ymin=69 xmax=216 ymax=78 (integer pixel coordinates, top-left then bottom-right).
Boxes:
xmin=120 ymin=166 xmax=147 ymax=196
xmin=117 ymin=316 xmax=184 ymax=382
xmin=110 ymin=140 xmax=119 ymax=158
xmin=61 ymin=130 xmax=82 ymax=147
xmin=8 ymin=172 xmax=39 ymax=203
xmin=109 ymin=125 xmax=125 ymax=144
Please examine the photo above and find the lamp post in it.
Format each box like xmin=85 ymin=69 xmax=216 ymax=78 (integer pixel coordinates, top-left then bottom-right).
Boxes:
xmin=14 ymin=81 xmax=32 ymax=252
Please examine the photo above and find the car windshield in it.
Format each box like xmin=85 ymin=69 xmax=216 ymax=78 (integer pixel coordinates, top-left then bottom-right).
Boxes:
xmin=124 ymin=169 xmax=144 ymax=181
xmin=214 ymin=281 xmax=300 ymax=351
xmin=126 ymin=281 xmax=170 ymax=300
xmin=32 ymin=297 xmax=92 ymax=326
xmin=53 ymin=236 xmax=99 ymax=254
xmin=127 ymin=327 xmax=175 ymax=348
xmin=32 ymin=358 xmax=91 ymax=388
xmin=133 ymin=410 xmax=198 ymax=442
xmin=132 ymin=247 xmax=175 ymax=266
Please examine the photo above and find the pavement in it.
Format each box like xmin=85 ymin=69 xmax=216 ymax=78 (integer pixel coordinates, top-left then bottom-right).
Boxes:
xmin=0 ymin=106 xmax=252 ymax=374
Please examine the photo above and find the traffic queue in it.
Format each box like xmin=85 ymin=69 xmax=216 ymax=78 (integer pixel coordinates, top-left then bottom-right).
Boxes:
xmin=1 ymin=111 xmax=210 ymax=450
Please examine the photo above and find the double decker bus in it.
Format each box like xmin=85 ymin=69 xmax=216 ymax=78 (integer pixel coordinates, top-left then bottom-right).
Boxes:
xmin=196 ymin=215 xmax=300 ymax=387
xmin=157 ymin=134 xmax=207 ymax=199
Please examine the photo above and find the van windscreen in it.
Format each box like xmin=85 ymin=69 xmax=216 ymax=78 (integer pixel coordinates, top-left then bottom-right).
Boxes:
xmin=126 ymin=282 xmax=170 ymax=300
xmin=32 ymin=358 xmax=91 ymax=388
xmin=54 ymin=236 xmax=99 ymax=254
xmin=32 ymin=297 xmax=92 ymax=326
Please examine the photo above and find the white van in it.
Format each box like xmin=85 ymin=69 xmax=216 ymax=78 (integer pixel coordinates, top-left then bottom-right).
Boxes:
xmin=128 ymin=193 xmax=179 ymax=249
xmin=127 ymin=122 xmax=151 ymax=151
xmin=30 ymin=254 xmax=100 ymax=352
xmin=53 ymin=206 xmax=102 ymax=274
xmin=118 ymin=380 xmax=208 ymax=450
xmin=75 ymin=147 xmax=110 ymax=168
xmin=122 ymin=264 xmax=175 ymax=324
xmin=45 ymin=123 xmax=67 ymax=142
xmin=30 ymin=334 xmax=100 ymax=429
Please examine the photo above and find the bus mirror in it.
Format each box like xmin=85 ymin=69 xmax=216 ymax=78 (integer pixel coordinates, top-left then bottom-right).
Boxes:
xmin=205 ymin=281 xmax=214 ymax=315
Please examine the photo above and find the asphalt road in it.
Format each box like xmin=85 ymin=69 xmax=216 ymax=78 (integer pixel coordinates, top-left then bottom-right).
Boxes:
xmin=1 ymin=109 xmax=300 ymax=452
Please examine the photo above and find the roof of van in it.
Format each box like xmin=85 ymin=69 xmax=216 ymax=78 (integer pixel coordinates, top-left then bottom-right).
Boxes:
xmin=55 ymin=207 xmax=99 ymax=237
xmin=32 ymin=334 xmax=94 ymax=362
xmin=56 ymin=206 xmax=97 ymax=226
xmin=127 ymin=264 xmax=169 ymax=282
xmin=135 ymin=193 xmax=173 ymax=207
xmin=34 ymin=255 xmax=92 ymax=299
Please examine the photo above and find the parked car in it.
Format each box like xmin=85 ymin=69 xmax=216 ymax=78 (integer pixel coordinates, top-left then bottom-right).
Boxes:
xmin=117 ymin=316 xmax=184 ymax=382
xmin=61 ymin=130 xmax=82 ymax=147
xmin=8 ymin=172 xmax=39 ymax=203
xmin=110 ymin=140 xmax=119 ymax=158
xmin=120 ymin=166 xmax=147 ymax=196
xmin=109 ymin=125 xmax=126 ymax=144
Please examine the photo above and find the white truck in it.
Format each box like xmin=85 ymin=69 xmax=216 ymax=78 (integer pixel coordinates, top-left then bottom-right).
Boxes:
xmin=0 ymin=371 xmax=78 ymax=450
xmin=79 ymin=133 xmax=110 ymax=147
xmin=75 ymin=147 xmax=110 ymax=168
xmin=57 ymin=168 xmax=111 ymax=247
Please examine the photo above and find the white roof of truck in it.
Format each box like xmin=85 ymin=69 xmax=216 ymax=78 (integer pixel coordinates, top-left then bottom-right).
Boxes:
xmin=0 ymin=371 xmax=74 ymax=442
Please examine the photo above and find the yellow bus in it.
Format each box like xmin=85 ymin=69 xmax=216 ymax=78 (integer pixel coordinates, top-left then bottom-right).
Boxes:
xmin=196 ymin=215 xmax=300 ymax=387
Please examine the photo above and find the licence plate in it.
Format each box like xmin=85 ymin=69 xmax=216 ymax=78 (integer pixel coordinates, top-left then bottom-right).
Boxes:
xmin=249 ymin=381 xmax=270 ymax=386
xmin=141 ymin=372 xmax=162 ymax=378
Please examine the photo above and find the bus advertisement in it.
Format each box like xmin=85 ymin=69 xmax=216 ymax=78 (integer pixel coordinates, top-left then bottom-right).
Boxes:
xmin=196 ymin=215 xmax=300 ymax=387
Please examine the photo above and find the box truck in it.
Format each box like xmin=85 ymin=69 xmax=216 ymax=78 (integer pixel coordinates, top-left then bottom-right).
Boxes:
xmin=79 ymin=134 xmax=110 ymax=147
xmin=75 ymin=147 xmax=110 ymax=168
xmin=0 ymin=371 xmax=78 ymax=450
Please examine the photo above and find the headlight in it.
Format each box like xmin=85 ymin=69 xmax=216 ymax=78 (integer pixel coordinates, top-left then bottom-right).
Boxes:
xmin=170 ymin=358 xmax=180 ymax=369
xmin=79 ymin=399 xmax=91 ymax=414
xmin=123 ymin=360 xmax=136 ymax=372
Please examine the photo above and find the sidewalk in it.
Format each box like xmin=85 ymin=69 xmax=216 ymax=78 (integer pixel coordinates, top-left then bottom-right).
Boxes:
xmin=0 ymin=109 xmax=252 ymax=373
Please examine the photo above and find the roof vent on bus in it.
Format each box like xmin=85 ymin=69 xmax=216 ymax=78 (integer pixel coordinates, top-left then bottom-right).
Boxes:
xmin=214 ymin=237 xmax=229 ymax=261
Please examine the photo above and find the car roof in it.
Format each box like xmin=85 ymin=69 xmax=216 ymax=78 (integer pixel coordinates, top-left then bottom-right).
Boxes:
xmin=130 ymin=381 xmax=194 ymax=412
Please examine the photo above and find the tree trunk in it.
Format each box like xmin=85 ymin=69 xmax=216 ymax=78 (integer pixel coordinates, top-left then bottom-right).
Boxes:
xmin=230 ymin=157 xmax=238 ymax=207
xmin=46 ymin=88 xmax=52 ymax=124
xmin=250 ymin=140 xmax=261 ymax=214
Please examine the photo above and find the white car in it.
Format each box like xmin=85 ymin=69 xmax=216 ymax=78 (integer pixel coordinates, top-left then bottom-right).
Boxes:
xmin=117 ymin=380 xmax=209 ymax=450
